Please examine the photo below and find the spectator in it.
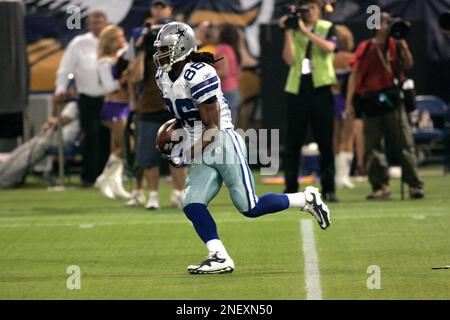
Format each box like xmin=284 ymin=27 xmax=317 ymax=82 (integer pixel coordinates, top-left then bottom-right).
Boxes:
xmin=54 ymin=11 xmax=109 ymax=188
xmin=215 ymin=24 xmax=242 ymax=126
xmin=40 ymin=82 xmax=80 ymax=181
xmin=126 ymin=0 xmax=186 ymax=209
xmin=346 ymin=12 xmax=424 ymax=200
xmin=43 ymin=84 xmax=80 ymax=147
xmin=196 ymin=21 xmax=218 ymax=55
xmin=279 ymin=0 xmax=338 ymax=202
xmin=94 ymin=25 xmax=132 ymax=199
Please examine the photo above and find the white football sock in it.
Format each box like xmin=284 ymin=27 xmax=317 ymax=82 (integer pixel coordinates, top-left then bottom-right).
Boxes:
xmin=206 ymin=239 xmax=230 ymax=258
xmin=286 ymin=192 xmax=306 ymax=208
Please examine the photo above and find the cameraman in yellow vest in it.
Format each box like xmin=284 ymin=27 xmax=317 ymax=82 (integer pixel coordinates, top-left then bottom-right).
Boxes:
xmin=279 ymin=0 xmax=338 ymax=202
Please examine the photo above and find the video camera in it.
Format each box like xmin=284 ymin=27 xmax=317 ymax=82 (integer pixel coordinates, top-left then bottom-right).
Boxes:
xmin=138 ymin=18 xmax=172 ymax=55
xmin=439 ymin=11 xmax=450 ymax=32
xmin=389 ymin=17 xmax=411 ymax=40
xmin=284 ymin=3 xmax=311 ymax=30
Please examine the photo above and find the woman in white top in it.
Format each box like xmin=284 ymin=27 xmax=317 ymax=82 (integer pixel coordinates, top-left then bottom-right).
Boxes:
xmin=95 ymin=25 xmax=131 ymax=199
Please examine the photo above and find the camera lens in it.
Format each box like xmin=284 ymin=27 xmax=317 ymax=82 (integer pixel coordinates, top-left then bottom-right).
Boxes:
xmin=439 ymin=11 xmax=450 ymax=31
xmin=390 ymin=19 xmax=410 ymax=40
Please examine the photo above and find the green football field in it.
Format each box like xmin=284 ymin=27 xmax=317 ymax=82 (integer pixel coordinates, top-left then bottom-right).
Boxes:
xmin=0 ymin=169 xmax=448 ymax=300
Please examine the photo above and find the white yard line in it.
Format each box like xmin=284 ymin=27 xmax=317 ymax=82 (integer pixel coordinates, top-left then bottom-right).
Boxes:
xmin=0 ymin=218 xmax=275 ymax=229
xmin=0 ymin=212 xmax=446 ymax=229
xmin=300 ymin=219 xmax=322 ymax=300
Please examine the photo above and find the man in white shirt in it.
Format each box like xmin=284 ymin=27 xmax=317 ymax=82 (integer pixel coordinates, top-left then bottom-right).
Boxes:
xmin=54 ymin=11 xmax=109 ymax=187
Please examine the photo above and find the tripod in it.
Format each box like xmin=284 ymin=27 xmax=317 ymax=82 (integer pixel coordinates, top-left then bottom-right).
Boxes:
xmin=394 ymin=39 xmax=406 ymax=200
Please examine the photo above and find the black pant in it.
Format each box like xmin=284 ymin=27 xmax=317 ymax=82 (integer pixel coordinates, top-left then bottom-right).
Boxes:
xmin=283 ymin=76 xmax=335 ymax=194
xmin=78 ymin=94 xmax=110 ymax=184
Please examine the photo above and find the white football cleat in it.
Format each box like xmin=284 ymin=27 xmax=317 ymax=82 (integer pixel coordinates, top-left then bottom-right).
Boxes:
xmin=145 ymin=192 xmax=160 ymax=210
xmin=302 ymin=186 xmax=331 ymax=230
xmin=187 ymin=251 xmax=234 ymax=275
xmin=126 ymin=190 xmax=146 ymax=207
xmin=170 ymin=189 xmax=183 ymax=208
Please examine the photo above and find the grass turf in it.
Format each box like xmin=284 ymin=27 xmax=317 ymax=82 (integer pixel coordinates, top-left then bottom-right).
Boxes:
xmin=0 ymin=170 xmax=448 ymax=299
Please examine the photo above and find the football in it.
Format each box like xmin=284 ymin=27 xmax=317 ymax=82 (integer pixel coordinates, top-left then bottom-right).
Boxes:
xmin=156 ymin=118 xmax=182 ymax=154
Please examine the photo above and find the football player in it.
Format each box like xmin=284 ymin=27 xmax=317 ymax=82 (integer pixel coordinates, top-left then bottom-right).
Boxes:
xmin=153 ymin=22 xmax=331 ymax=274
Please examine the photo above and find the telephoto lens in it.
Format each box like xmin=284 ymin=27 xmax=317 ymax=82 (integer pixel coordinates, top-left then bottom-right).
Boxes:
xmin=389 ymin=18 xmax=411 ymax=40
xmin=439 ymin=11 xmax=450 ymax=32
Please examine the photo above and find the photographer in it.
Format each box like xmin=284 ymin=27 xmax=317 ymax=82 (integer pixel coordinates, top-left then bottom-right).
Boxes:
xmin=126 ymin=0 xmax=186 ymax=209
xmin=279 ymin=0 xmax=338 ymax=202
xmin=346 ymin=12 xmax=424 ymax=200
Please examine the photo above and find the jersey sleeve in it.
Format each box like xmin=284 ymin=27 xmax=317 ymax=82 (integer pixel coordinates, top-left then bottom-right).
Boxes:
xmin=187 ymin=63 xmax=221 ymax=104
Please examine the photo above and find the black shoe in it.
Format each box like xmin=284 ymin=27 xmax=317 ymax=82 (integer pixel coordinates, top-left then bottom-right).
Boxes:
xmin=409 ymin=186 xmax=424 ymax=199
xmin=323 ymin=192 xmax=339 ymax=203
xmin=366 ymin=189 xmax=390 ymax=200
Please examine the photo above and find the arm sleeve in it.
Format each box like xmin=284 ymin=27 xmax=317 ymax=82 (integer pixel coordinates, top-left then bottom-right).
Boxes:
xmin=61 ymin=101 xmax=78 ymax=120
xmin=188 ymin=64 xmax=221 ymax=104
xmin=55 ymin=39 xmax=78 ymax=94
xmin=349 ymin=41 xmax=367 ymax=70
xmin=98 ymin=59 xmax=120 ymax=93
xmin=326 ymin=24 xmax=338 ymax=52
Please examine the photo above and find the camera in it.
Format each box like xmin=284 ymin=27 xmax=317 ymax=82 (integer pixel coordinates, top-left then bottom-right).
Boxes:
xmin=389 ymin=18 xmax=411 ymax=40
xmin=439 ymin=11 xmax=450 ymax=32
xmin=138 ymin=18 xmax=172 ymax=54
xmin=284 ymin=4 xmax=311 ymax=30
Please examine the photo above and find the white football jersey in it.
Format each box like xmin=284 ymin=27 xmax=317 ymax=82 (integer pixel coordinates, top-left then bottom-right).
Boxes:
xmin=155 ymin=61 xmax=233 ymax=145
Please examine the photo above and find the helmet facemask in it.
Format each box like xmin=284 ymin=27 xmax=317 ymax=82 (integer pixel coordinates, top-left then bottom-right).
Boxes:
xmin=153 ymin=22 xmax=197 ymax=72
xmin=153 ymin=44 xmax=175 ymax=72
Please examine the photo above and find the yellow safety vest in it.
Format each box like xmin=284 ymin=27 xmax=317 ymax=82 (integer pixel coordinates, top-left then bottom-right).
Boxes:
xmin=284 ymin=19 xmax=337 ymax=94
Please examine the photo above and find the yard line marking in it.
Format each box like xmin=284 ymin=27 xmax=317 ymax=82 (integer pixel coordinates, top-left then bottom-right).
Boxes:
xmin=300 ymin=219 xmax=322 ymax=300
xmin=79 ymin=224 xmax=94 ymax=229
xmin=0 ymin=212 xmax=447 ymax=229
xmin=0 ymin=209 xmax=446 ymax=223
xmin=0 ymin=218 xmax=279 ymax=229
